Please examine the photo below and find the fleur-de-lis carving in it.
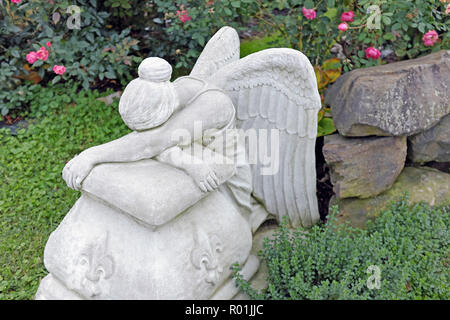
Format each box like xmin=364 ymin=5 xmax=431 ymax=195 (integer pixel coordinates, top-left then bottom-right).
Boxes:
xmin=190 ymin=226 xmax=223 ymax=285
xmin=77 ymin=232 xmax=114 ymax=297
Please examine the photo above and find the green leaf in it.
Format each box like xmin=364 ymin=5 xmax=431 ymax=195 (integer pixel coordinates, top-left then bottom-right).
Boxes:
xmin=304 ymin=0 xmax=314 ymax=9
xmin=197 ymin=35 xmax=205 ymax=47
xmin=327 ymin=0 xmax=336 ymax=7
xmin=324 ymin=8 xmax=338 ymax=20
xmin=392 ymin=23 xmax=402 ymax=31
xmin=105 ymin=71 xmax=116 ymax=79
xmin=86 ymin=33 xmax=94 ymax=43
xmin=418 ymin=23 xmax=425 ymax=33
xmin=317 ymin=117 xmax=336 ymax=137
xmin=231 ymin=1 xmax=240 ymax=8
xmin=11 ymin=50 xmax=20 ymax=58
xmin=1 ymin=106 xmax=8 ymax=116
xmin=33 ymin=60 xmax=44 ymax=67
xmin=51 ymin=76 xmax=61 ymax=85
xmin=383 ymin=33 xmax=395 ymax=41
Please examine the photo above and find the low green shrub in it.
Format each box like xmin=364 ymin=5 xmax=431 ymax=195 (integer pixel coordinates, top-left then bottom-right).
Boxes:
xmin=233 ymin=197 xmax=450 ymax=299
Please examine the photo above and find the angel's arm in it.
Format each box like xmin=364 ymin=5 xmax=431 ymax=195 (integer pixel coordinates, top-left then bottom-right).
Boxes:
xmin=156 ymin=143 xmax=237 ymax=193
xmin=63 ymin=92 xmax=234 ymax=190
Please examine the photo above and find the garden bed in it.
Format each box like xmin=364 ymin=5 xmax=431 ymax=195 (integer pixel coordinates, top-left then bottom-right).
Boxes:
xmin=1 ymin=0 xmax=449 ymax=300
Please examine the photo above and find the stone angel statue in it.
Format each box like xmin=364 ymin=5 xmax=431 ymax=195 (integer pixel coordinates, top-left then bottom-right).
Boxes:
xmin=36 ymin=26 xmax=321 ymax=300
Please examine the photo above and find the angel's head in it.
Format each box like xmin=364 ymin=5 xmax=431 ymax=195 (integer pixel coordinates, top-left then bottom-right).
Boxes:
xmin=119 ymin=57 xmax=179 ymax=131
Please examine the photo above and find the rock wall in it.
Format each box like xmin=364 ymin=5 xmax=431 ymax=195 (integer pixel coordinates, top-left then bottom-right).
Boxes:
xmin=323 ymin=51 xmax=450 ymax=228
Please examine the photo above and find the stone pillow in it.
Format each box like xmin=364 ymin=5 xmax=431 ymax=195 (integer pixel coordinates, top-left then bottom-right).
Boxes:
xmin=81 ymin=159 xmax=234 ymax=228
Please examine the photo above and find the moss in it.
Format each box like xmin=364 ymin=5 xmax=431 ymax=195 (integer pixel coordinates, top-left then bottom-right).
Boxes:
xmin=240 ymin=32 xmax=291 ymax=58
xmin=332 ymin=167 xmax=450 ymax=228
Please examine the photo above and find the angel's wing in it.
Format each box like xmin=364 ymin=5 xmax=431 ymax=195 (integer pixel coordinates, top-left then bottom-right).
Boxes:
xmin=208 ymin=48 xmax=321 ymax=227
xmin=190 ymin=26 xmax=240 ymax=79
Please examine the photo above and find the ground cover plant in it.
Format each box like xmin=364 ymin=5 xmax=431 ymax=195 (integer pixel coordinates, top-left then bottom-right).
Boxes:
xmin=0 ymin=87 xmax=129 ymax=299
xmin=233 ymin=198 xmax=450 ymax=300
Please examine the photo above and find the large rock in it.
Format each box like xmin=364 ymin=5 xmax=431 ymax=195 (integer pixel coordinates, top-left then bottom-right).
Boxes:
xmin=323 ymin=134 xmax=406 ymax=199
xmin=330 ymin=167 xmax=450 ymax=228
xmin=325 ymin=50 xmax=450 ymax=137
xmin=408 ymin=114 xmax=450 ymax=163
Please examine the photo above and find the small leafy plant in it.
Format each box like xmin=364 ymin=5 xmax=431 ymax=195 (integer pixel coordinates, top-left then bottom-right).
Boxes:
xmin=232 ymin=197 xmax=450 ymax=300
xmin=315 ymin=58 xmax=341 ymax=137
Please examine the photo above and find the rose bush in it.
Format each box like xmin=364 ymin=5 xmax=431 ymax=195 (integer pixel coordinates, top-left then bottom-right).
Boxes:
xmin=252 ymin=0 xmax=449 ymax=71
xmin=0 ymin=0 xmax=141 ymax=117
xmin=1 ymin=0 xmax=448 ymax=120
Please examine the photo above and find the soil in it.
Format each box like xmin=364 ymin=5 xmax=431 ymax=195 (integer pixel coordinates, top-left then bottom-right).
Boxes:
xmin=316 ymin=136 xmax=449 ymax=222
xmin=315 ymin=136 xmax=335 ymax=221
xmin=407 ymin=160 xmax=450 ymax=174
xmin=424 ymin=161 xmax=450 ymax=173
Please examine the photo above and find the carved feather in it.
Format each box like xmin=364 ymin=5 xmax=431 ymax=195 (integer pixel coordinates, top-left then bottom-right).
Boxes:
xmin=207 ymin=48 xmax=321 ymax=227
xmin=190 ymin=26 xmax=240 ymax=79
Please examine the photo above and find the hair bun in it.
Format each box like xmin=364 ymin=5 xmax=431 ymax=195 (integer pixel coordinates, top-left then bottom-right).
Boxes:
xmin=138 ymin=57 xmax=172 ymax=82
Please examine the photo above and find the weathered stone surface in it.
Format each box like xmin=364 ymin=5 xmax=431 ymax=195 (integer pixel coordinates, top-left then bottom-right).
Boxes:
xmin=82 ymin=158 xmax=235 ymax=228
xmin=96 ymin=91 xmax=122 ymax=106
xmin=40 ymin=192 xmax=253 ymax=300
xmin=408 ymin=114 xmax=450 ymax=163
xmin=323 ymin=134 xmax=407 ymax=199
xmin=330 ymin=167 xmax=450 ymax=228
xmin=233 ymin=220 xmax=279 ymax=300
xmin=325 ymin=50 xmax=450 ymax=137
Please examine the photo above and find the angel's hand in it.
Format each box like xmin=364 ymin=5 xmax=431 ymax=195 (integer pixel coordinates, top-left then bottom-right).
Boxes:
xmin=184 ymin=164 xmax=220 ymax=193
xmin=62 ymin=152 xmax=96 ymax=191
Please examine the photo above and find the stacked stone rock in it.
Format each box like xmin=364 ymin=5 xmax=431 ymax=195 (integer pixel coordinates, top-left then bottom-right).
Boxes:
xmin=323 ymin=50 xmax=450 ymax=228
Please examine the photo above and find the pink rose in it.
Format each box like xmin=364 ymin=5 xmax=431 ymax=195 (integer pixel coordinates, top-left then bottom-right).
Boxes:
xmin=176 ymin=10 xmax=191 ymax=23
xmin=11 ymin=0 xmax=21 ymax=3
xmin=341 ymin=11 xmax=355 ymax=22
xmin=365 ymin=47 xmax=381 ymax=60
xmin=422 ymin=30 xmax=439 ymax=47
xmin=302 ymin=7 xmax=317 ymax=20
xmin=46 ymin=41 xmax=52 ymax=47
xmin=26 ymin=51 xmax=38 ymax=64
xmin=338 ymin=23 xmax=349 ymax=31
xmin=52 ymin=65 xmax=66 ymax=75
xmin=36 ymin=46 xmax=49 ymax=61
xmin=446 ymin=4 xmax=450 ymax=14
